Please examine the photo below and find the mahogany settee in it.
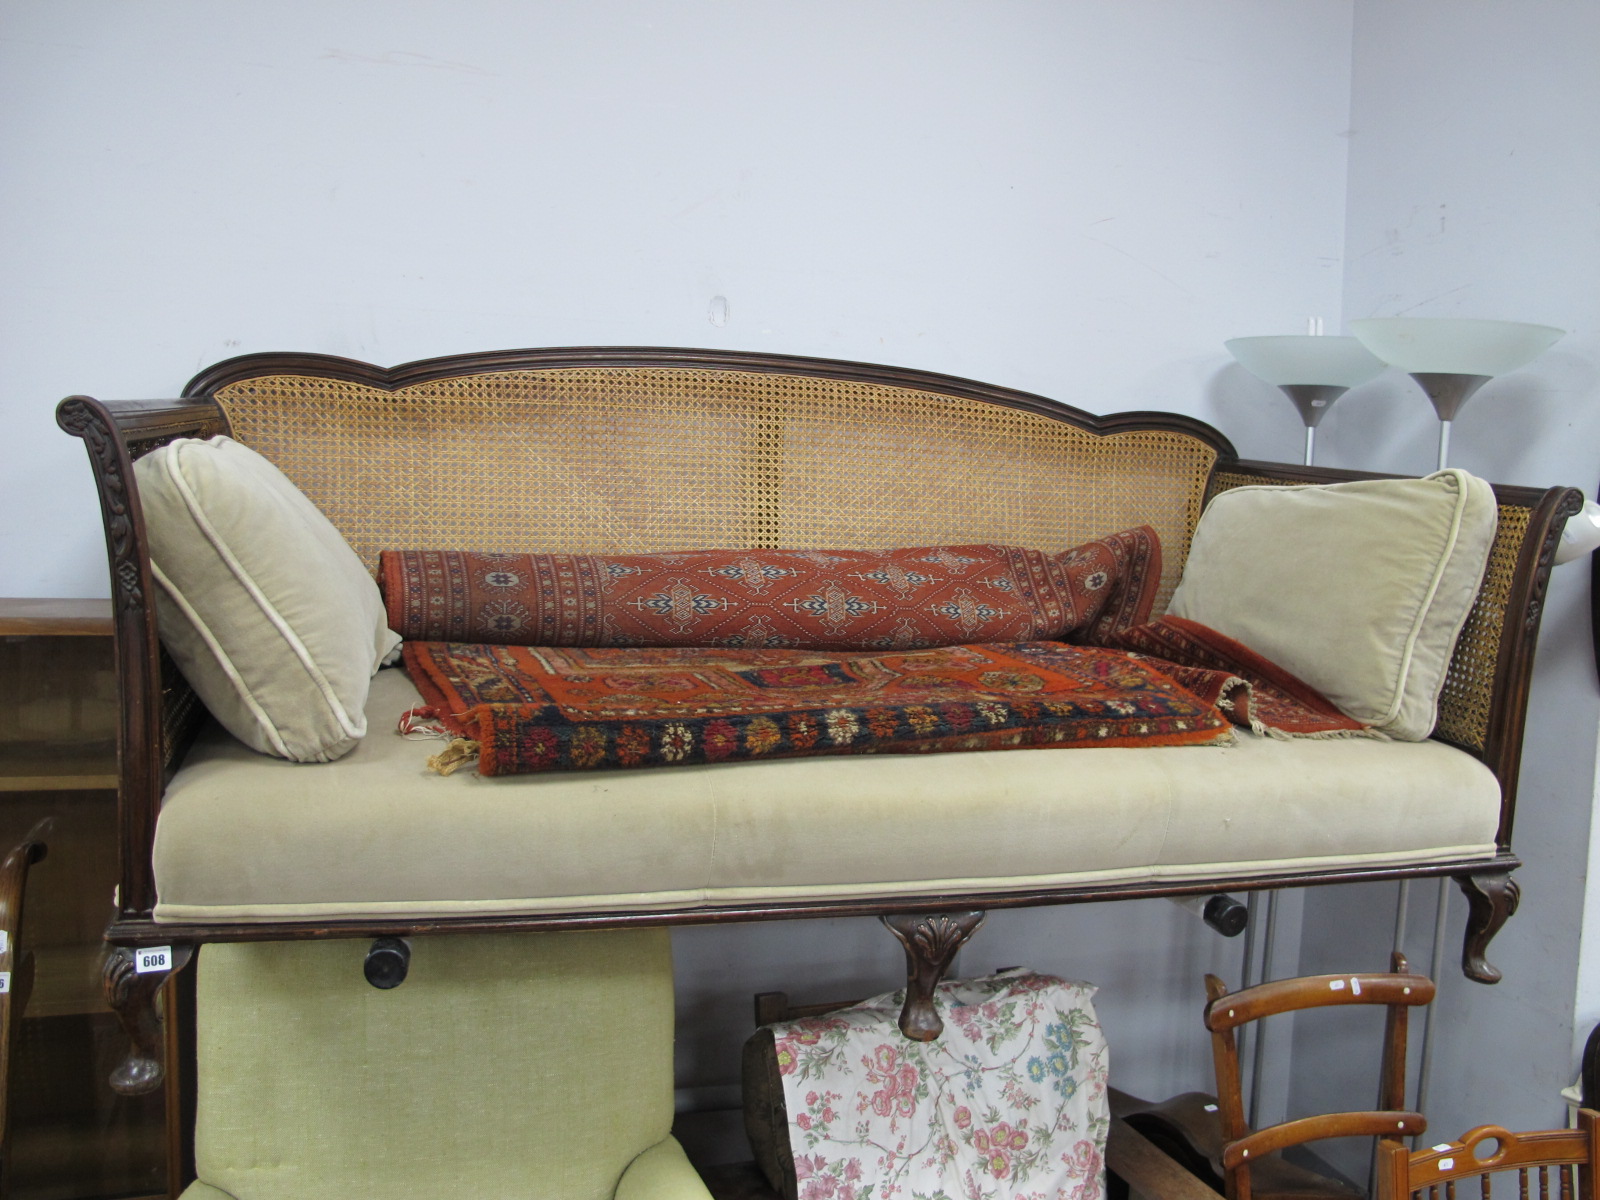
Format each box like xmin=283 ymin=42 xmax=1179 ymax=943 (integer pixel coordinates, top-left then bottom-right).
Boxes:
xmin=57 ymin=346 xmax=1580 ymax=1102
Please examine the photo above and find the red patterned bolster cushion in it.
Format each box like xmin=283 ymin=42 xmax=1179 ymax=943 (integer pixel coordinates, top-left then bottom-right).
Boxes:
xmin=379 ymin=529 xmax=1161 ymax=651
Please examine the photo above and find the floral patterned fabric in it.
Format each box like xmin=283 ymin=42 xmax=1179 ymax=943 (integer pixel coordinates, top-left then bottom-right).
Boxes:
xmin=770 ymin=970 xmax=1108 ymax=1200
xmin=378 ymin=529 xmax=1162 ymax=652
xmin=401 ymin=639 xmax=1232 ymax=776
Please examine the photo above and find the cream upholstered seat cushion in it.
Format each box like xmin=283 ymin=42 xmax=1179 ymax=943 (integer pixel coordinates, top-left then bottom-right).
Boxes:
xmin=1166 ymin=468 xmax=1497 ymax=740
xmin=150 ymin=668 xmax=1501 ymax=925
xmin=134 ymin=436 xmax=401 ymax=762
xmin=182 ymin=931 xmax=705 ymax=1200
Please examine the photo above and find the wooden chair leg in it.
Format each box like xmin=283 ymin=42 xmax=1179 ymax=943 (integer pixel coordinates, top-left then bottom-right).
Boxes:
xmin=103 ymin=943 xmax=194 ymax=1095
xmin=1456 ymin=871 xmax=1521 ymax=984
xmin=881 ymin=911 xmax=985 ymax=1041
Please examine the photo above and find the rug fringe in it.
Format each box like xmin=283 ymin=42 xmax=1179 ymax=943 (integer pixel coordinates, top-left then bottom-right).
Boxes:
xmin=1247 ymin=716 xmax=1388 ymax=742
xmin=1215 ymin=674 xmax=1384 ymax=741
xmin=427 ymin=738 xmax=481 ymax=776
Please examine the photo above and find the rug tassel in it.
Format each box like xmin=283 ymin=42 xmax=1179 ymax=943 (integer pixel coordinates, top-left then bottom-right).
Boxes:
xmin=399 ymin=705 xmax=454 ymax=740
xmin=427 ymin=738 xmax=481 ymax=776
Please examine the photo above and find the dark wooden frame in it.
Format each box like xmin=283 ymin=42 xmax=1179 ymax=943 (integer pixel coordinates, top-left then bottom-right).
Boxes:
xmin=57 ymin=347 xmax=1579 ymax=1128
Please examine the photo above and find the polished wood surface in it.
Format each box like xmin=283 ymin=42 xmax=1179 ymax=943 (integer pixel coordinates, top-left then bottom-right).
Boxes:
xmin=1376 ymin=1110 xmax=1600 ymax=1200
xmin=98 ymin=851 xmax=1526 ymax=946
xmin=182 ymin=345 xmax=1242 ymax=456
xmin=1113 ymin=1090 xmax=1390 ymax=1200
xmin=1105 ymin=1112 xmax=1227 ymax=1200
xmin=880 ymin=911 xmax=984 ymax=1040
xmin=56 ymin=394 xmax=226 ymax=928
xmin=1202 ymin=967 xmax=1435 ymax=1032
xmin=0 ymin=600 xmax=112 ymax=637
xmin=1204 ymin=954 xmax=1432 ymax=1200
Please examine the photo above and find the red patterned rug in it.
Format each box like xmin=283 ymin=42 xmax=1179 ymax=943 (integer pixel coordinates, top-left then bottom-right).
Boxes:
xmin=1100 ymin=617 xmax=1372 ymax=740
xmin=401 ymin=639 xmax=1234 ymax=776
xmin=379 ymin=529 xmax=1161 ymax=653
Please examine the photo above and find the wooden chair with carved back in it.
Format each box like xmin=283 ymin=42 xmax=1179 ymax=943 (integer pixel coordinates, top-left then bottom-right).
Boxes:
xmin=0 ymin=827 xmax=49 ymax=1200
xmin=1203 ymin=953 xmax=1434 ymax=1200
xmin=1376 ymin=1111 xmax=1599 ymax=1200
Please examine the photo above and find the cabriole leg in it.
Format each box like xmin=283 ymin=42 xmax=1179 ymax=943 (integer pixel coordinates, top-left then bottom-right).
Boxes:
xmin=881 ymin=911 xmax=985 ymax=1041
xmin=1456 ymin=871 xmax=1520 ymax=984
xmin=103 ymin=943 xmax=195 ymax=1095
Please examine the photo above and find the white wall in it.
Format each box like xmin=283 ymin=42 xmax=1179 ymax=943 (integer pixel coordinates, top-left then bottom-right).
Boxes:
xmin=1288 ymin=0 xmax=1600 ymax=1161
xmin=1 ymin=0 xmax=1355 ymax=594
xmin=4 ymin=0 xmax=1456 ymax=1147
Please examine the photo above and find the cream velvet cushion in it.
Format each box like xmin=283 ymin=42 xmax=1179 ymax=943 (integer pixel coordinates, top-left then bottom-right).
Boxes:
xmin=185 ymin=932 xmax=705 ymax=1200
xmin=134 ymin=437 xmax=401 ymax=762
xmin=1167 ymin=468 xmax=1497 ymax=741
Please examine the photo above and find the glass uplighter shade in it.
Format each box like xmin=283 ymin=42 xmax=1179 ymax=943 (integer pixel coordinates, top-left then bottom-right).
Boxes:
xmin=1223 ymin=335 xmax=1386 ymax=388
xmin=1224 ymin=335 xmax=1385 ymax=465
xmin=1349 ymin=317 xmax=1564 ymax=378
xmin=1350 ymin=317 xmax=1565 ymax=469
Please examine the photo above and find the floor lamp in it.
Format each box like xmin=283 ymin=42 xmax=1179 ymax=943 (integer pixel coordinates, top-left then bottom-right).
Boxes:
xmin=1348 ymin=317 xmax=1566 ymax=1126
xmin=1222 ymin=332 xmax=1384 ymax=1125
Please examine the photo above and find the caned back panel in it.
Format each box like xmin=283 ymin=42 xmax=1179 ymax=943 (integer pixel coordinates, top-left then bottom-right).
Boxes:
xmin=1208 ymin=468 xmax=1531 ymax=759
xmin=215 ymin=368 xmax=1220 ymax=611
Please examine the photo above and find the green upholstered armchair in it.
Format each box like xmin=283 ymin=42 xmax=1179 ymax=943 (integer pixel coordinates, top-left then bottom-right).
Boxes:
xmin=180 ymin=930 xmax=710 ymax=1200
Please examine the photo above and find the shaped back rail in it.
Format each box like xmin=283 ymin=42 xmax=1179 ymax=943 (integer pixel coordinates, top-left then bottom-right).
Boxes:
xmin=1204 ymin=954 xmax=1435 ymax=1200
xmin=1376 ymin=1111 xmax=1599 ymax=1200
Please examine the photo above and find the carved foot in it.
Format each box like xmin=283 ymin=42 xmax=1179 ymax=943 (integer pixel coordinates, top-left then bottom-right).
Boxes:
xmin=1456 ymin=872 xmax=1520 ymax=984
xmin=103 ymin=943 xmax=194 ymax=1094
xmin=881 ymin=911 xmax=985 ymax=1042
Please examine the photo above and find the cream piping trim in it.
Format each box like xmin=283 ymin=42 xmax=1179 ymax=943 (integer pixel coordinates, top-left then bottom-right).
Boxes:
xmin=1379 ymin=469 xmax=1473 ymax=728
xmin=151 ymin=843 xmax=1499 ymax=923
xmin=162 ymin=443 xmax=364 ymax=742
xmin=150 ymin=560 xmax=291 ymax=758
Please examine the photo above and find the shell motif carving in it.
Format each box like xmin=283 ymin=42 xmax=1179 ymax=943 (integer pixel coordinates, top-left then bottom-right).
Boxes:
xmin=910 ymin=914 xmax=981 ymax=963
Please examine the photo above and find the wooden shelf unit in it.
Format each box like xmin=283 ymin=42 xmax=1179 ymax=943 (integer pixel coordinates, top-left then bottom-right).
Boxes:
xmin=2 ymin=599 xmax=169 ymax=1199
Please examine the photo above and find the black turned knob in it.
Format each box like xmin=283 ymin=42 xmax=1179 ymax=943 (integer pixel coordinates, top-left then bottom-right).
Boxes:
xmin=364 ymin=937 xmax=411 ymax=989
xmin=1201 ymin=894 xmax=1250 ymax=938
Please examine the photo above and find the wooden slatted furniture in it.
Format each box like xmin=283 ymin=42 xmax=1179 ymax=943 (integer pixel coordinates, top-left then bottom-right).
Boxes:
xmin=1115 ymin=1090 xmax=1367 ymax=1200
xmin=1203 ymin=955 xmax=1435 ymax=1200
xmin=1 ymin=601 xmax=169 ymax=1200
xmin=1376 ymin=1111 xmax=1599 ymax=1200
